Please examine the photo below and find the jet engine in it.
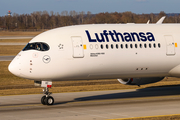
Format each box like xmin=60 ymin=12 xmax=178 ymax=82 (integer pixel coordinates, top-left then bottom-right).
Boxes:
xmin=117 ymin=77 xmax=164 ymax=86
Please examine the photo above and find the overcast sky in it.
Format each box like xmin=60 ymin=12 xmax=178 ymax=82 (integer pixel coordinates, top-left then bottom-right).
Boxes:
xmin=0 ymin=0 xmax=180 ymax=16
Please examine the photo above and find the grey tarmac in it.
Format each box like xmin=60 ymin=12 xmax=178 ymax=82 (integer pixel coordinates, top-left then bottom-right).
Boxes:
xmin=0 ymin=36 xmax=34 ymax=39
xmin=0 ymin=86 xmax=180 ymax=120
xmin=0 ymin=56 xmax=14 ymax=61
xmin=0 ymin=42 xmax=27 ymax=45
xmin=0 ymin=36 xmax=30 ymax=45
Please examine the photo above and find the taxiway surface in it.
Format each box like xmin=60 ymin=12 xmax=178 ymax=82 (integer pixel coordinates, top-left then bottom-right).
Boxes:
xmin=0 ymin=36 xmax=30 ymax=45
xmin=0 ymin=36 xmax=34 ymax=39
xmin=0 ymin=42 xmax=27 ymax=45
xmin=0 ymin=56 xmax=14 ymax=61
xmin=0 ymin=86 xmax=180 ymax=120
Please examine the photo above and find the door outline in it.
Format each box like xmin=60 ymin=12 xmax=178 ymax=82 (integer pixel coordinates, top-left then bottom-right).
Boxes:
xmin=165 ymin=35 xmax=175 ymax=55
xmin=71 ymin=36 xmax=84 ymax=58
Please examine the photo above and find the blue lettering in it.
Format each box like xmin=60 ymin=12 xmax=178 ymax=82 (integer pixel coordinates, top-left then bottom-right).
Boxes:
xmin=113 ymin=30 xmax=124 ymax=42
xmin=95 ymin=33 xmax=105 ymax=42
xmin=147 ymin=32 xmax=155 ymax=41
xmin=139 ymin=32 xmax=147 ymax=41
xmin=109 ymin=31 xmax=117 ymax=42
xmin=85 ymin=30 xmax=96 ymax=42
xmin=103 ymin=30 xmax=109 ymax=42
xmin=131 ymin=32 xmax=140 ymax=42
xmin=85 ymin=30 xmax=155 ymax=42
xmin=124 ymin=32 xmax=132 ymax=42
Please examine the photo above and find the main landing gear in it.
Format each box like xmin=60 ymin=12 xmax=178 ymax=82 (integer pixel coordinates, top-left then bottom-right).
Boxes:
xmin=34 ymin=81 xmax=54 ymax=105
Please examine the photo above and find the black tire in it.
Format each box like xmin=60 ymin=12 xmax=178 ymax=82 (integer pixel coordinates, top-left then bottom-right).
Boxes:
xmin=41 ymin=95 xmax=46 ymax=105
xmin=45 ymin=96 xmax=54 ymax=105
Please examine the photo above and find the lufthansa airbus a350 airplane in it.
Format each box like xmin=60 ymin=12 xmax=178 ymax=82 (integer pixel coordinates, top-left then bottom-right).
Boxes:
xmin=8 ymin=17 xmax=180 ymax=105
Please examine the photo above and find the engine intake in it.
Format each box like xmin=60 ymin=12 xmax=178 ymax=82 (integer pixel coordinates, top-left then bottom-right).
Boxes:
xmin=117 ymin=77 xmax=164 ymax=86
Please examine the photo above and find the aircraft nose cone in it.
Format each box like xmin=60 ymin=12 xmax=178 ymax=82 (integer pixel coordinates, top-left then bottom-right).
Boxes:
xmin=8 ymin=60 xmax=21 ymax=76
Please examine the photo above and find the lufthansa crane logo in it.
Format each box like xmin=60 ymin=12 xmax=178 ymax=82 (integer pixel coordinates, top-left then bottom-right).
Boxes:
xmin=43 ymin=55 xmax=51 ymax=63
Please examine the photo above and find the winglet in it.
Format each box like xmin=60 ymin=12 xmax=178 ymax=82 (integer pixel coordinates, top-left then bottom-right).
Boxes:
xmin=156 ymin=16 xmax=166 ymax=24
xmin=147 ymin=20 xmax=150 ymax=24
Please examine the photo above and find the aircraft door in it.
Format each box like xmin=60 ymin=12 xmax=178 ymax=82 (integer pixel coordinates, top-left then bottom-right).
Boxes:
xmin=71 ymin=36 xmax=84 ymax=58
xmin=165 ymin=35 xmax=175 ymax=55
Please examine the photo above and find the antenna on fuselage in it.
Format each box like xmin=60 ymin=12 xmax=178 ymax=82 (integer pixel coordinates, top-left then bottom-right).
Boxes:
xmin=156 ymin=16 xmax=166 ymax=24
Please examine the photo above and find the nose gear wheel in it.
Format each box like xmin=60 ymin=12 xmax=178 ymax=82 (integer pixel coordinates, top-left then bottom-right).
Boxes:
xmin=41 ymin=87 xmax=54 ymax=105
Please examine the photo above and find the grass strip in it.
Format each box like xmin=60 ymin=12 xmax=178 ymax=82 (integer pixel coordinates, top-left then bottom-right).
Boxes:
xmin=0 ymin=61 xmax=32 ymax=86
xmin=0 ymin=39 xmax=30 ymax=43
xmin=0 ymin=31 xmax=42 ymax=36
xmin=108 ymin=114 xmax=180 ymax=120
xmin=0 ymin=45 xmax=24 ymax=55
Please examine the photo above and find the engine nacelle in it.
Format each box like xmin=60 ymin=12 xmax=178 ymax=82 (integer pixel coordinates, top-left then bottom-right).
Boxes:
xmin=117 ymin=77 xmax=164 ymax=86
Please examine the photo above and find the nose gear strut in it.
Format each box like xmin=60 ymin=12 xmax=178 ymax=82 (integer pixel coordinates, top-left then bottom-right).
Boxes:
xmin=34 ymin=81 xmax=54 ymax=105
xmin=41 ymin=87 xmax=54 ymax=105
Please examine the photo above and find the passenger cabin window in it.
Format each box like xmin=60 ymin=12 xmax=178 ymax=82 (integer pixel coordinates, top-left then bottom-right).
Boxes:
xmin=121 ymin=44 xmax=123 ymax=49
xmin=106 ymin=44 xmax=108 ymax=49
xmin=149 ymin=43 xmax=151 ymax=48
xmin=139 ymin=44 xmax=142 ymax=48
xmin=130 ymin=44 xmax=133 ymax=48
xmin=93 ymin=43 xmax=161 ymax=50
xmin=23 ymin=42 xmax=50 ymax=51
xmin=125 ymin=44 xmax=128 ymax=48
xmin=158 ymin=43 xmax=161 ymax=48
xmin=100 ymin=44 xmax=103 ymax=49
xmin=144 ymin=43 xmax=147 ymax=48
xmin=111 ymin=44 xmax=113 ymax=49
xmin=153 ymin=43 xmax=156 ymax=48
xmin=116 ymin=44 xmax=118 ymax=49
xmin=135 ymin=44 xmax=137 ymax=48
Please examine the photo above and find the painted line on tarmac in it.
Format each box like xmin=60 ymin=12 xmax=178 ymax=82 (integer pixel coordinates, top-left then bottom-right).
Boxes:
xmin=107 ymin=114 xmax=180 ymax=120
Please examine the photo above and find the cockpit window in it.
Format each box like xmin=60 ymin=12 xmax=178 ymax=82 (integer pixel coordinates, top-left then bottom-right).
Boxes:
xmin=23 ymin=42 xmax=50 ymax=51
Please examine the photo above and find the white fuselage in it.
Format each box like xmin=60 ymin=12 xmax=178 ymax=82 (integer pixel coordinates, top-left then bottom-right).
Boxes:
xmin=8 ymin=24 xmax=180 ymax=81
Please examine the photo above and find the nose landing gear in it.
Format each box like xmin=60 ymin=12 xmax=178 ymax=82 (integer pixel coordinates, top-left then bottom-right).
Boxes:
xmin=41 ymin=87 xmax=54 ymax=105
xmin=35 ymin=81 xmax=54 ymax=105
